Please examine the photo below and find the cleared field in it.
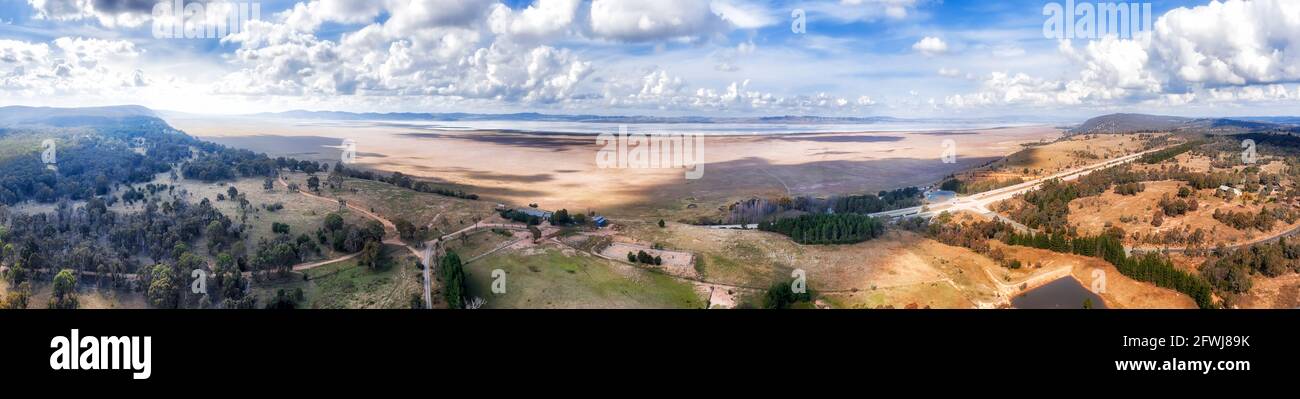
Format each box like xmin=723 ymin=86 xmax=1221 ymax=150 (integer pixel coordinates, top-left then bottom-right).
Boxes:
xmin=820 ymin=281 xmax=974 ymax=309
xmin=623 ymin=221 xmax=996 ymax=291
xmin=464 ymin=246 xmax=705 ymax=309
xmin=307 ymin=174 xmax=496 ymax=241
xmin=443 ymin=228 xmax=525 ymax=262
xmin=254 ymin=244 xmax=421 ymax=309
xmin=1002 ymin=134 xmax=1150 ymax=175
xmin=621 ymin=221 xmax=1032 ymax=308
xmin=601 ymin=242 xmax=695 ymax=276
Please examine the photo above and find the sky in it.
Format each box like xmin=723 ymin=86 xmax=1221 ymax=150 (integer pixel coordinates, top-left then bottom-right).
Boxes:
xmin=0 ymin=0 xmax=1298 ymax=119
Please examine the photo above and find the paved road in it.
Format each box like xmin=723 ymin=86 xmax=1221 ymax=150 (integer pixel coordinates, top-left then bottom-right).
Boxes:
xmin=869 ymin=148 xmax=1159 ymax=221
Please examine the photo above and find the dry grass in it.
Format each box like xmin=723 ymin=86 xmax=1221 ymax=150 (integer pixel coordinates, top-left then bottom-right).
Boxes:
xmin=1235 ymin=273 xmax=1300 ymax=309
xmin=1068 ymin=180 xmax=1300 ymax=248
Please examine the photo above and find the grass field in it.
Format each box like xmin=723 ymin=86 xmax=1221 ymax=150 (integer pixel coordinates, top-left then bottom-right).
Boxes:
xmin=443 ymin=228 xmax=522 ymax=261
xmin=298 ymin=174 xmax=498 ymax=242
xmin=254 ymin=244 xmax=421 ymax=309
xmin=464 ymin=247 xmax=705 ymax=309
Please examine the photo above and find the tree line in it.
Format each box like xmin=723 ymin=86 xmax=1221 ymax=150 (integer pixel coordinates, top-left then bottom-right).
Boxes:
xmin=758 ymin=213 xmax=886 ymax=245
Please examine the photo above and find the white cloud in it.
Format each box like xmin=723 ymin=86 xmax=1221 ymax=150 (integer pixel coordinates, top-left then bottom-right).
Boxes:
xmin=0 ymin=37 xmax=147 ymax=98
xmin=804 ymin=0 xmax=925 ymax=24
xmin=26 ymin=0 xmax=154 ymax=28
xmin=710 ymin=0 xmax=778 ymax=29
xmin=912 ymin=36 xmax=947 ymax=56
xmin=217 ymin=0 xmax=593 ymax=104
xmin=588 ymin=0 xmax=727 ymax=42
xmin=488 ymin=0 xmax=583 ymax=41
xmin=283 ymin=0 xmax=389 ymax=32
xmin=1149 ymin=0 xmax=1300 ymax=87
xmin=602 ymin=69 xmax=876 ymax=113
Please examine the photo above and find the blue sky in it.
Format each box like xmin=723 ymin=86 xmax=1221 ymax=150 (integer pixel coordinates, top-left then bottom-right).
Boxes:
xmin=1 ymin=0 xmax=1297 ymax=118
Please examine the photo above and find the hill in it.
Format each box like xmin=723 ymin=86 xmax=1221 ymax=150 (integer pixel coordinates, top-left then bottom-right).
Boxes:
xmin=1072 ymin=113 xmax=1298 ymax=135
xmin=0 ymin=105 xmax=157 ymax=127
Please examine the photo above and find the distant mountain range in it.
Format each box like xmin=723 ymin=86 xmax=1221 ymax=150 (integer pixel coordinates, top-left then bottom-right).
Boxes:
xmin=0 ymin=105 xmax=157 ymax=126
xmin=1071 ymin=113 xmax=1300 ymax=135
xmin=249 ymin=110 xmax=921 ymax=124
xmin=245 ymin=109 xmax=1071 ymax=125
xmin=5 ymin=106 xmax=1300 ymax=136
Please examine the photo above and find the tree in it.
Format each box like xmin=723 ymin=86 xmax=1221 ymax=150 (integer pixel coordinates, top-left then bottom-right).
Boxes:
xmin=627 ymin=252 xmax=636 ymax=262
xmin=762 ymin=280 xmax=812 ymax=309
xmin=263 ymin=178 xmax=275 ymax=191
xmin=658 ymin=219 xmax=666 ymax=228
xmin=227 ymin=186 xmax=239 ymax=200
xmin=0 ymin=282 xmax=31 ymax=309
xmin=307 ymin=176 xmax=320 ymax=192
xmin=440 ymin=251 xmax=467 ymax=309
xmin=146 ymin=265 xmax=180 ymax=309
xmin=364 ymin=220 xmax=386 ymax=243
xmin=272 ymin=222 xmax=291 ymax=235
xmin=395 ymin=219 xmax=416 ymax=241
xmin=324 ymin=213 xmax=345 ymax=231
xmin=359 ymin=240 xmax=386 ymax=270
xmin=265 ymin=289 xmax=298 ymax=309
xmin=551 ymin=209 xmax=572 ymax=225
xmin=48 ymin=269 xmax=79 ymax=309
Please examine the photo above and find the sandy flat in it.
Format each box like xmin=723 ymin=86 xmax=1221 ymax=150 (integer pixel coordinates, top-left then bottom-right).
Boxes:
xmin=170 ymin=116 xmax=1060 ymax=216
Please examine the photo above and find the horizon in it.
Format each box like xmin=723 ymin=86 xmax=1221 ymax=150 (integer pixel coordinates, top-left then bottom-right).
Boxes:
xmin=5 ymin=103 xmax=1300 ymax=126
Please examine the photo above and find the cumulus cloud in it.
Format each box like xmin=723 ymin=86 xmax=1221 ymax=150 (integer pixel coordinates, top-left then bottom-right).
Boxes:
xmin=218 ymin=0 xmax=592 ymax=104
xmin=1149 ymin=0 xmax=1300 ymax=87
xmin=602 ymin=69 xmax=876 ymax=113
xmin=487 ymin=0 xmax=583 ymax=41
xmin=911 ymin=36 xmax=947 ymax=56
xmin=588 ymin=0 xmax=727 ymax=42
xmin=947 ymin=0 xmax=1300 ymax=111
xmin=27 ymin=0 xmax=154 ymax=27
xmin=283 ymin=0 xmax=389 ymax=32
xmin=0 ymin=37 xmax=147 ymax=98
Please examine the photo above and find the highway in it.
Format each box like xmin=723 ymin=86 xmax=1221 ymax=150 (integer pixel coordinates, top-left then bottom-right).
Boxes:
xmin=868 ymin=148 xmax=1159 ymax=222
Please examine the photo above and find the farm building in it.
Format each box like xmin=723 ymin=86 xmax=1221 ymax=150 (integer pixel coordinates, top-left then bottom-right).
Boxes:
xmin=516 ymin=208 xmax=553 ymax=219
xmin=592 ymin=216 xmax=608 ymax=227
